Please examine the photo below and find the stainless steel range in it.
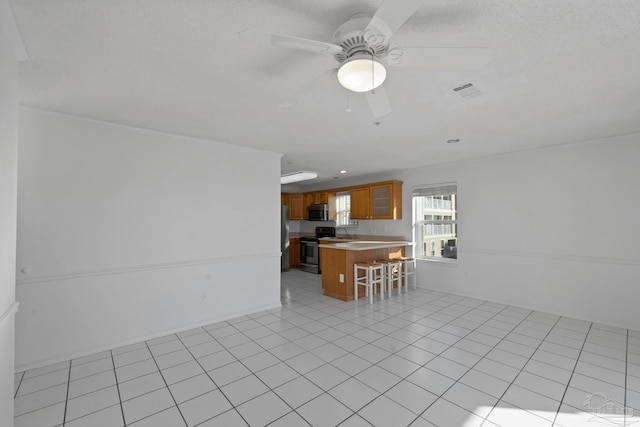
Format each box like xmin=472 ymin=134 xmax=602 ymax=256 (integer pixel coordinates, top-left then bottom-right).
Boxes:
xmin=300 ymin=226 xmax=336 ymax=274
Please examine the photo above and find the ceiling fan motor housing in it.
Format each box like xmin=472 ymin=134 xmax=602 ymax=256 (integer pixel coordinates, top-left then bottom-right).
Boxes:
xmin=333 ymin=15 xmax=387 ymax=64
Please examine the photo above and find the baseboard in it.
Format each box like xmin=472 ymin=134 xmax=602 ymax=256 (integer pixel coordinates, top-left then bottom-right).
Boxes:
xmin=15 ymin=300 xmax=281 ymax=373
xmin=416 ymin=283 xmax=637 ymax=333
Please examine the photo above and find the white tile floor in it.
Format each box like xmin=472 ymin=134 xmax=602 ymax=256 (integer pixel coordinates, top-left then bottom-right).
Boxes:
xmin=13 ymin=269 xmax=640 ymax=426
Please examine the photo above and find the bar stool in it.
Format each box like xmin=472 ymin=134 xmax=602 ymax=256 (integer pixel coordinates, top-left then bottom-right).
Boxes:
xmin=374 ymin=259 xmax=403 ymax=296
xmin=392 ymin=257 xmax=416 ymax=291
xmin=353 ymin=262 xmax=385 ymax=304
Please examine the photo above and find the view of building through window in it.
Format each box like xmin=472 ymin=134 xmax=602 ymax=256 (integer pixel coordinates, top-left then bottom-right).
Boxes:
xmin=412 ymin=185 xmax=457 ymax=259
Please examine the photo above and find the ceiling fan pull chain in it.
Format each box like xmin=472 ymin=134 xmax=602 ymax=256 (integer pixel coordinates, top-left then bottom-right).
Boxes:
xmin=371 ymin=52 xmax=376 ymax=95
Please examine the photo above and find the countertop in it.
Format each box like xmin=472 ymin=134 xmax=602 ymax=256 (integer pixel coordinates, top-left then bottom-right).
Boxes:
xmin=319 ymin=240 xmax=411 ymax=251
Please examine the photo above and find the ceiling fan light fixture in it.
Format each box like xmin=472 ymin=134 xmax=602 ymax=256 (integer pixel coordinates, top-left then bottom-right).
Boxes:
xmin=337 ymin=55 xmax=386 ymax=93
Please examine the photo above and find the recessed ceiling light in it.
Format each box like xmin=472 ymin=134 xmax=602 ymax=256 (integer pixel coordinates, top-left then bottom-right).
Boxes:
xmin=447 ymin=139 xmax=460 ymax=144
xmin=340 ymin=170 xmax=347 ymax=174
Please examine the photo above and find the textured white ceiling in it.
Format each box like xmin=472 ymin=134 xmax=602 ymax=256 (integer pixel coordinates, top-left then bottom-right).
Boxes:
xmin=11 ymin=0 xmax=640 ymax=186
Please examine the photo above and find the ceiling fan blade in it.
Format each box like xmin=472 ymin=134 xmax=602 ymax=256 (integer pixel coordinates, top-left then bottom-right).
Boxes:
xmin=365 ymin=85 xmax=392 ymax=118
xmin=386 ymin=47 xmax=492 ymax=69
xmin=364 ymin=0 xmax=424 ymax=46
xmin=279 ymin=69 xmax=338 ymax=108
xmin=241 ymin=28 xmax=343 ymax=55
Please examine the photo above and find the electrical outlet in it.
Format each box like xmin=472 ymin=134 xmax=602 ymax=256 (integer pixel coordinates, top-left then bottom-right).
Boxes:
xmin=339 ymin=273 xmax=344 ymax=283
xmin=201 ymin=292 xmax=207 ymax=300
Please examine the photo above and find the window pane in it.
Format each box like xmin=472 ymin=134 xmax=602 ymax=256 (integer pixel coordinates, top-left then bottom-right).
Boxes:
xmin=413 ymin=185 xmax=457 ymax=260
xmin=336 ymin=191 xmax=351 ymax=227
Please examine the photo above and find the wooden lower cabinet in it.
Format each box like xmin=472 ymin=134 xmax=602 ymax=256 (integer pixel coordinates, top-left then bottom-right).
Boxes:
xmin=320 ymin=246 xmax=405 ymax=301
xmin=289 ymin=237 xmax=300 ymax=268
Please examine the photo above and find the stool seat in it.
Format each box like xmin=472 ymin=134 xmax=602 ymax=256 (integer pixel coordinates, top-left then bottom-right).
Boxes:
xmin=373 ymin=259 xmax=403 ymax=296
xmin=391 ymin=257 xmax=416 ymax=291
xmin=354 ymin=262 xmax=385 ymax=304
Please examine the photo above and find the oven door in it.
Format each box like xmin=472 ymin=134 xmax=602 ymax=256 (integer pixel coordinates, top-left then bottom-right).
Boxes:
xmin=300 ymin=240 xmax=319 ymax=273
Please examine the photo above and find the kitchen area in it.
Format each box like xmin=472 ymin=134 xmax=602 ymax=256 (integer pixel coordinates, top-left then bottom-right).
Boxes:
xmin=281 ymin=180 xmax=412 ymax=301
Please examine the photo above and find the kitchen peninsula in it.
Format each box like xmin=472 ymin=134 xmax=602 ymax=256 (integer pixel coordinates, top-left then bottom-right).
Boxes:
xmin=319 ymin=239 xmax=411 ymax=301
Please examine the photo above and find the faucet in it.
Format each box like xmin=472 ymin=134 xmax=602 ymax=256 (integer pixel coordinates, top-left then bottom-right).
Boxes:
xmin=337 ymin=228 xmax=351 ymax=239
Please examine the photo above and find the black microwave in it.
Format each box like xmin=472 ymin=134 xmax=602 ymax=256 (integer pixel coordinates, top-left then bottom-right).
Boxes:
xmin=307 ymin=203 xmax=328 ymax=221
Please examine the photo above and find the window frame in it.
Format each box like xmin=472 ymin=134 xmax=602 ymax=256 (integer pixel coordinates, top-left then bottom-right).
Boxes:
xmin=335 ymin=191 xmax=358 ymax=228
xmin=412 ymin=184 xmax=458 ymax=262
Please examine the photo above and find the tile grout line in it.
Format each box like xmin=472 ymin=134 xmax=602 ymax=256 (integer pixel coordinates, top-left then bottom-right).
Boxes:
xmin=235 ymin=280 xmax=640 ymax=424
xmin=625 ymin=329 xmax=629 ymax=425
xmin=173 ymin=330 xmax=253 ymax=427
xmin=319 ymin=292 xmax=495 ymax=420
xmin=142 ymin=340 xmax=190 ymax=427
xmin=61 ymin=360 xmax=71 ymax=426
xmin=196 ymin=287 xmax=465 ymax=425
xmin=551 ymin=322 xmax=593 ymax=426
xmin=480 ymin=315 xmax=563 ymax=425
xmin=384 ymin=300 xmax=519 ymax=424
xmin=304 ymin=294 xmax=516 ymax=424
xmin=411 ymin=305 xmax=539 ymax=425
xmin=219 ymin=317 xmax=340 ymax=426
xmin=204 ymin=316 xmax=340 ymax=426
xmin=109 ymin=349 xmax=126 ymax=427
xmin=280 ymin=289 xmax=472 ymax=425
xmin=13 ymin=371 xmax=24 ymax=399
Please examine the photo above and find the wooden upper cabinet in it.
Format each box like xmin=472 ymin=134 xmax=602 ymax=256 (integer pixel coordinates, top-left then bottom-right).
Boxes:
xmin=350 ymin=186 xmax=371 ymax=219
xmin=314 ymin=191 xmax=328 ymax=204
xmin=304 ymin=191 xmax=327 ymax=206
xmin=288 ymin=194 xmax=304 ymax=220
xmin=302 ymin=191 xmax=329 ymax=220
xmin=281 ymin=193 xmax=304 ymax=220
xmin=291 ymin=180 xmax=402 ymax=221
xmin=303 ymin=193 xmax=314 ymax=211
xmin=350 ymin=181 xmax=403 ymax=220
xmin=370 ymin=181 xmax=402 ymax=219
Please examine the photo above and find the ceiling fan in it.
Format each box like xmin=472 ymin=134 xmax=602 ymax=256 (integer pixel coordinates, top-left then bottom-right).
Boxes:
xmin=245 ymin=0 xmax=491 ymax=117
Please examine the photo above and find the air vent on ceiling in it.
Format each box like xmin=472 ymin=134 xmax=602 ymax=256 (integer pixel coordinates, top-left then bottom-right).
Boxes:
xmin=452 ymin=82 xmax=482 ymax=99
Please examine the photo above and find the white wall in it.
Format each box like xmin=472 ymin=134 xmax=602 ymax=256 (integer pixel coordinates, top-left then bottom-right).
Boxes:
xmin=0 ymin=7 xmax=20 ymax=424
xmin=304 ymin=135 xmax=640 ymax=330
xmin=400 ymin=135 xmax=640 ymax=330
xmin=15 ymin=109 xmax=282 ymax=370
xmin=399 ymin=135 xmax=640 ymax=330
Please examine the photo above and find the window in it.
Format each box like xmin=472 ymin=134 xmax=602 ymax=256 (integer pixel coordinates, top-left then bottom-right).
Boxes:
xmin=335 ymin=191 xmax=351 ymax=227
xmin=336 ymin=191 xmax=359 ymax=228
xmin=413 ymin=184 xmax=457 ymax=260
